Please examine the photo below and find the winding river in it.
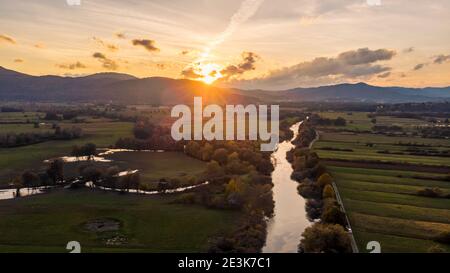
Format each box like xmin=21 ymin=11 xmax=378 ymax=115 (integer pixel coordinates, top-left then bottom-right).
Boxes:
xmin=263 ymin=122 xmax=312 ymax=253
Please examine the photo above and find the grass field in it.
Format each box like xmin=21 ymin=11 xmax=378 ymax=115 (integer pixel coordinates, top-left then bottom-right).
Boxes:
xmin=106 ymin=151 xmax=207 ymax=182
xmin=313 ymin=111 xmax=450 ymax=253
xmin=0 ymin=188 xmax=241 ymax=252
xmin=0 ymin=121 xmax=133 ymax=186
xmin=328 ymin=166 xmax=450 ymax=252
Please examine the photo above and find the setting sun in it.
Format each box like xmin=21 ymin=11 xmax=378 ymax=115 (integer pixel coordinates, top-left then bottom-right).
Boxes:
xmin=197 ymin=63 xmax=223 ymax=84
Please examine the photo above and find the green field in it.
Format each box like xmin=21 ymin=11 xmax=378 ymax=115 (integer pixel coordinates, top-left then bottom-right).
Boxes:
xmin=0 ymin=121 xmax=133 ymax=186
xmin=313 ymin=111 xmax=450 ymax=253
xmin=106 ymin=151 xmax=207 ymax=182
xmin=0 ymin=189 xmax=241 ymax=252
xmin=61 ymin=151 xmax=207 ymax=188
xmin=328 ymin=166 xmax=450 ymax=252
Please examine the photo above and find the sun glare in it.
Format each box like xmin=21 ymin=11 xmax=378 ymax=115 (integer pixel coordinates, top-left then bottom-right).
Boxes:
xmin=197 ymin=63 xmax=223 ymax=84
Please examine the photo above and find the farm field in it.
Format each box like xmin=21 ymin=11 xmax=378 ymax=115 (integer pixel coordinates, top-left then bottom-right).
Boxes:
xmin=312 ymin=111 xmax=450 ymax=253
xmin=0 ymin=188 xmax=241 ymax=252
xmin=0 ymin=121 xmax=133 ymax=186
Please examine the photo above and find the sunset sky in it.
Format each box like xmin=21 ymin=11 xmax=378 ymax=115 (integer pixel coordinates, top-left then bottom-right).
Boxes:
xmin=1 ymin=0 xmax=449 ymax=90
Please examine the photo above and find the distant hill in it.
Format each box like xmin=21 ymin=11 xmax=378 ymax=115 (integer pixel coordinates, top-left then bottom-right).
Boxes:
xmin=0 ymin=66 xmax=449 ymax=104
xmin=0 ymin=66 xmax=254 ymax=105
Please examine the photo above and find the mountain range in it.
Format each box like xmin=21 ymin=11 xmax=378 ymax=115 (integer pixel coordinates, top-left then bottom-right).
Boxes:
xmin=1 ymin=66 xmax=449 ymax=104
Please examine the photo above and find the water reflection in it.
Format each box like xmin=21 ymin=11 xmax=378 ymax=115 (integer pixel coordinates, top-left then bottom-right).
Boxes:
xmin=263 ymin=122 xmax=312 ymax=253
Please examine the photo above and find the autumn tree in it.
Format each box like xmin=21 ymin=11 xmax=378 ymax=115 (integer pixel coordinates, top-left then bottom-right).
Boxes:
xmin=299 ymin=223 xmax=352 ymax=253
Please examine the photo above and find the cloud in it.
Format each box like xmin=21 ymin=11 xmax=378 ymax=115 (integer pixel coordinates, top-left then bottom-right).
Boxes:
xmin=181 ymin=67 xmax=202 ymax=79
xmin=191 ymin=0 xmax=264 ymax=65
xmin=34 ymin=43 xmax=45 ymax=49
xmin=220 ymin=52 xmax=260 ymax=79
xmin=0 ymin=34 xmax=16 ymax=44
xmin=92 ymin=52 xmax=118 ymax=70
xmin=433 ymin=54 xmax=450 ymax=64
xmin=230 ymin=48 xmax=396 ymax=89
xmin=377 ymin=72 xmax=391 ymax=78
xmin=337 ymin=48 xmax=395 ymax=65
xmin=181 ymin=50 xmax=190 ymax=55
xmin=14 ymin=58 xmax=24 ymax=63
xmin=115 ymin=32 xmax=126 ymax=39
xmin=403 ymin=47 xmax=414 ymax=53
xmin=131 ymin=39 xmax=159 ymax=52
xmin=413 ymin=63 xmax=426 ymax=71
xmin=156 ymin=63 xmax=165 ymax=70
xmin=57 ymin=61 xmax=87 ymax=70
xmin=93 ymin=37 xmax=119 ymax=52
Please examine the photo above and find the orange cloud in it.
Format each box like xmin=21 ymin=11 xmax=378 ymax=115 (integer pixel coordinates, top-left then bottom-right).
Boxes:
xmin=132 ymin=39 xmax=159 ymax=52
xmin=0 ymin=34 xmax=16 ymax=44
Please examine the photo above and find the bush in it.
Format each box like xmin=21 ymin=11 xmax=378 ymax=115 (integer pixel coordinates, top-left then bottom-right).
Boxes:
xmin=434 ymin=231 xmax=450 ymax=245
xmin=317 ymin=173 xmax=333 ymax=187
xmin=322 ymin=184 xmax=335 ymax=199
xmin=417 ymin=187 xmax=443 ymax=198
xmin=321 ymin=203 xmax=347 ymax=227
xmin=299 ymin=223 xmax=352 ymax=253
xmin=297 ymin=179 xmax=322 ymax=199
xmin=172 ymin=193 xmax=197 ymax=204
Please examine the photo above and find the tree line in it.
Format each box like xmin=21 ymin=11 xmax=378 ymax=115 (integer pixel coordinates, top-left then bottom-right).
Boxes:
xmin=287 ymin=121 xmax=353 ymax=253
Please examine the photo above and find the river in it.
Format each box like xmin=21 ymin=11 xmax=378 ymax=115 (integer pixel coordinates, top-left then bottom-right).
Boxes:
xmin=263 ymin=122 xmax=312 ymax=253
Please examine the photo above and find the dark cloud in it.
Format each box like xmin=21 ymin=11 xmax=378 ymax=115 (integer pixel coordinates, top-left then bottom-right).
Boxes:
xmin=413 ymin=63 xmax=426 ymax=71
xmin=403 ymin=47 xmax=414 ymax=53
xmin=115 ymin=32 xmax=126 ymax=39
xmin=93 ymin=37 xmax=118 ymax=52
xmin=337 ymin=48 xmax=395 ymax=65
xmin=132 ymin=39 xmax=159 ymax=52
xmin=433 ymin=54 xmax=450 ymax=64
xmin=57 ymin=61 xmax=87 ymax=70
xmin=229 ymin=48 xmax=396 ymax=89
xmin=0 ymin=34 xmax=16 ymax=44
xmin=220 ymin=52 xmax=260 ymax=79
xmin=181 ymin=67 xmax=202 ymax=79
xmin=377 ymin=72 xmax=391 ymax=78
xmin=13 ymin=58 xmax=24 ymax=63
xmin=92 ymin=52 xmax=118 ymax=70
xmin=156 ymin=63 xmax=165 ymax=70
xmin=181 ymin=50 xmax=190 ymax=55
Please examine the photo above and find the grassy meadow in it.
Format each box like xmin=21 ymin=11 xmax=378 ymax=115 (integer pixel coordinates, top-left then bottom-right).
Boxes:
xmin=0 ymin=121 xmax=134 ymax=186
xmin=0 ymin=189 xmax=240 ymax=252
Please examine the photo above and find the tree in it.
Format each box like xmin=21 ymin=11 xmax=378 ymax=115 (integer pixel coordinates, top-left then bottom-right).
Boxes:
xmin=133 ymin=120 xmax=154 ymax=139
xmin=21 ymin=171 xmax=41 ymax=188
xmin=81 ymin=166 xmax=103 ymax=186
xmin=46 ymin=159 xmax=64 ymax=185
xmin=205 ymin=160 xmax=225 ymax=178
xmin=212 ymin=148 xmax=228 ymax=165
xmin=129 ymin=173 xmax=141 ymax=193
xmin=12 ymin=176 xmax=23 ymax=197
xmin=72 ymin=143 xmax=97 ymax=159
xmin=322 ymin=184 xmax=335 ymax=199
xmin=317 ymin=173 xmax=333 ymax=187
xmin=201 ymin=143 xmax=214 ymax=161
xmin=334 ymin=117 xmax=347 ymax=126
xmin=299 ymin=223 xmax=352 ymax=253
xmin=321 ymin=203 xmax=347 ymax=226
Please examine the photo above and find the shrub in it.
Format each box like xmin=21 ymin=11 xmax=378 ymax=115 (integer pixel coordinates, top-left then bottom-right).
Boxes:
xmin=322 ymin=184 xmax=335 ymax=199
xmin=299 ymin=223 xmax=352 ymax=253
xmin=317 ymin=173 xmax=333 ymax=187
xmin=321 ymin=202 xmax=347 ymax=227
